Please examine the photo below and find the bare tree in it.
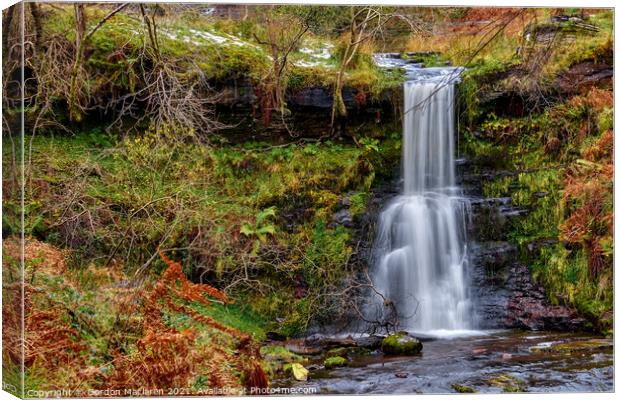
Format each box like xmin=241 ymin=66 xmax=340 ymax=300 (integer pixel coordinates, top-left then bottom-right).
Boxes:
xmin=68 ymin=3 xmax=129 ymax=122
xmin=252 ymin=6 xmax=322 ymax=128
xmin=107 ymin=4 xmax=226 ymax=141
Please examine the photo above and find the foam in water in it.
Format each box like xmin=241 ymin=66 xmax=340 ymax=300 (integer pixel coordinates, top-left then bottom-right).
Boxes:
xmin=371 ymin=74 xmax=474 ymax=333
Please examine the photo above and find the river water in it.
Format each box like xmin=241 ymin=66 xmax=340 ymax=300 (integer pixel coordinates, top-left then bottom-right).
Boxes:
xmin=274 ymin=331 xmax=613 ymax=394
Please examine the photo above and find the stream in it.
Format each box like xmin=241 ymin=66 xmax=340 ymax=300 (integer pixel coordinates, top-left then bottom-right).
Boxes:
xmin=273 ymin=331 xmax=613 ymax=394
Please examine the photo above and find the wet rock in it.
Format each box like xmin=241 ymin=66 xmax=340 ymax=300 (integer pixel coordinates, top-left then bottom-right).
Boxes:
xmin=326 ymin=347 xmax=348 ymax=358
xmin=384 ymin=52 xmax=402 ymax=59
xmin=354 ymin=335 xmax=385 ymax=350
xmin=505 ymin=264 xmax=586 ymax=331
xmin=284 ymin=339 xmax=323 ymax=356
xmin=486 ymin=374 xmax=527 ymax=393
xmin=324 ymin=356 xmax=348 ymax=369
xmin=472 ymin=348 xmax=487 ymax=356
xmin=531 ymin=338 xmax=612 ymax=354
xmin=331 ymin=208 xmax=353 ymax=228
xmin=473 ymin=241 xmax=518 ymax=277
xmin=381 ymin=331 xmax=423 ymax=356
xmin=395 ymin=372 xmax=408 ymax=378
xmin=290 ymin=363 xmax=309 ymax=381
xmin=307 ymin=335 xmax=357 ymax=349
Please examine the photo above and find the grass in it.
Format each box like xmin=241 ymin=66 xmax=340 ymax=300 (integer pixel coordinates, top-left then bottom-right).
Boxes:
xmin=5 ymin=126 xmax=401 ymax=339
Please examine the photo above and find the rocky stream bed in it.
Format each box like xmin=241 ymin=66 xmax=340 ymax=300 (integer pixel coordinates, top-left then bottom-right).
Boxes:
xmin=270 ymin=331 xmax=613 ymax=394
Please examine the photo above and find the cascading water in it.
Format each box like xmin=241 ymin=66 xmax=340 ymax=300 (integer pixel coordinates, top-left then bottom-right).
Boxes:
xmin=370 ymin=59 xmax=474 ymax=335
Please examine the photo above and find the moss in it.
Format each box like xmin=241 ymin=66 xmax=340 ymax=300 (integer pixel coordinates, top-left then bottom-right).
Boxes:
xmin=534 ymin=339 xmax=612 ymax=354
xmin=326 ymin=347 xmax=348 ymax=357
xmin=323 ymin=356 xmax=348 ymax=369
xmin=260 ymin=345 xmax=304 ymax=363
xmin=451 ymin=384 xmax=477 ymax=393
xmin=381 ymin=331 xmax=423 ymax=355
xmin=487 ymin=374 xmax=527 ymax=393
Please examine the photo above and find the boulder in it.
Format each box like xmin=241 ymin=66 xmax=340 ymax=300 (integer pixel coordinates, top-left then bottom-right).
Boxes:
xmin=381 ymin=331 xmax=423 ymax=356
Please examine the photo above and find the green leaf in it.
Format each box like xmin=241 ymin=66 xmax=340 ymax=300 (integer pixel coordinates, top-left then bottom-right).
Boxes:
xmin=256 ymin=206 xmax=277 ymax=225
xmin=240 ymin=224 xmax=255 ymax=236
xmin=291 ymin=363 xmax=308 ymax=381
xmin=257 ymin=225 xmax=275 ymax=235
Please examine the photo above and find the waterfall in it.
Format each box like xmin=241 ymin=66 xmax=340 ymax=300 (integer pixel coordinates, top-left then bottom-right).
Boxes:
xmin=371 ymin=75 xmax=474 ymax=334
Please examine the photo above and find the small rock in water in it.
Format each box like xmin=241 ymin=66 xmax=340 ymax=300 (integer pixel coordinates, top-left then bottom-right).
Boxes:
xmin=395 ymin=372 xmax=408 ymax=378
xmin=472 ymin=348 xmax=487 ymax=355
xmin=326 ymin=347 xmax=348 ymax=358
xmin=285 ymin=342 xmax=322 ymax=356
xmin=324 ymin=356 xmax=348 ymax=369
xmin=306 ymin=364 xmax=322 ymax=371
xmin=501 ymin=353 xmax=513 ymax=360
xmin=381 ymin=331 xmax=423 ymax=356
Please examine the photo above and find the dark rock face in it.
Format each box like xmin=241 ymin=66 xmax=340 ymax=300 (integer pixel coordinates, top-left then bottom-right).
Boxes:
xmin=469 ymin=241 xmax=515 ymax=329
xmin=213 ymin=78 xmax=398 ymax=138
xmin=557 ymin=61 xmax=613 ymax=94
xmin=463 ymin=165 xmax=585 ymax=332
xmin=504 ymin=264 xmax=585 ymax=330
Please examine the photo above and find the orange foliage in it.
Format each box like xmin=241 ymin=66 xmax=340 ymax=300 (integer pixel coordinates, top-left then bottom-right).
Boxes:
xmin=2 ymin=238 xmax=86 ymax=375
xmin=559 ymin=125 xmax=613 ymax=277
xmin=2 ymin=238 xmax=268 ymax=395
xmin=106 ymin=251 xmax=266 ymax=393
xmin=567 ymin=87 xmax=613 ymax=113
xmin=157 ymin=250 xmax=231 ymax=305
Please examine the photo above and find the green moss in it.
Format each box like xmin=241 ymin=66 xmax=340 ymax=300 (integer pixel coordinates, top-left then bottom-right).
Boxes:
xmin=451 ymin=384 xmax=477 ymax=393
xmin=487 ymin=374 xmax=527 ymax=393
xmin=323 ymin=356 xmax=348 ymax=369
xmin=260 ymin=345 xmax=304 ymax=363
xmin=326 ymin=347 xmax=349 ymax=357
xmin=381 ymin=331 xmax=423 ymax=355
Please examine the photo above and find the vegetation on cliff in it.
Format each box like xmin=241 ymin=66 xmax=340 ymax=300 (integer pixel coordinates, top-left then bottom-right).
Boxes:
xmin=458 ymin=8 xmax=613 ymax=332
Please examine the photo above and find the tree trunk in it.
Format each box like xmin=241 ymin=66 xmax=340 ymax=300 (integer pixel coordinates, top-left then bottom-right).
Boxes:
xmin=29 ymin=2 xmax=43 ymax=47
xmin=68 ymin=4 xmax=86 ymax=122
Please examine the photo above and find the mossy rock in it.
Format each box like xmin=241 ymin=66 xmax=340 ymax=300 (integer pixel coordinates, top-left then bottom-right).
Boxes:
xmin=451 ymin=384 xmax=477 ymax=393
xmin=548 ymin=339 xmax=612 ymax=353
xmin=323 ymin=356 xmax=348 ymax=369
xmin=348 ymin=346 xmax=372 ymax=356
xmin=381 ymin=331 xmax=422 ymax=356
xmin=487 ymin=374 xmax=527 ymax=393
xmin=260 ymin=345 xmax=304 ymax=363
xmin=326 ymin=347 xmax=348 ymax=357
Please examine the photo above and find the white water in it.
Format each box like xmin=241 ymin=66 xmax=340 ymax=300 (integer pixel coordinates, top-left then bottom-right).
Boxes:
xmin=371 ymin=70 xmax=475 ymax=334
